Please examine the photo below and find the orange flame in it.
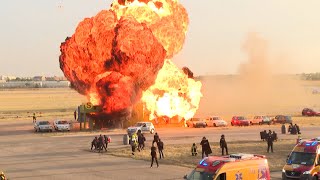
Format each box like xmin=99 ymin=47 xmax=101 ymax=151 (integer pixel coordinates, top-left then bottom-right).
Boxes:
xmin=142 ymin=60 xmax=203 ymax=120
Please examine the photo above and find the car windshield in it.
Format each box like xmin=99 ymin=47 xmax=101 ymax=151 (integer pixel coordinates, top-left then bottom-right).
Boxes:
xmin=287 ymin=152 xmax=316 ymax=165
xmin=285 ymin=116 xmax=292 ymax=121
xmin=58 ymin=121 xmax=68 ymax=124
xmin=135 ymin=123 xmax=145 ymax=127
xmin=187 ymin=170 xmax=215 ymax=180
xmin=238 ymin=116 xmax=246 ymax=120
xmin=212 ymin=117 xmax=219 ymax=120
xmin=39 ymin=121 xmax=49 ymax=125
xmin=263 ymin=116 xmax=270 ymax=120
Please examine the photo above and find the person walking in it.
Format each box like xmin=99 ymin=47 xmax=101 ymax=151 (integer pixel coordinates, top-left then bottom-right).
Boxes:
xmin=91 ymin=137 xmax=98 ymax=151
xmin=138 ymin=133 xmax=145 ymax=151
xmin=200 ymin=137 xmax=212 ymax=158
xmin=267 ymin=131 xmax=274 ymax=153
xmin=220 ymin=134 xmax=228 ymax=155
xmin=157 ymin=139 xmax=164 ymax=159
xmin=98 ymin=134 xmax=106 ymax=153
xmin=150 ymin=145 xmax=159 ymax=168
xmin=191 ymin=143 xmax=198 ymax=156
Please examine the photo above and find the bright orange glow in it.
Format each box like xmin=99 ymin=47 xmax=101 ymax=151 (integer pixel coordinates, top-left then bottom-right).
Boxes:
xmin=142 ymin=60 xmax=203 ymax=120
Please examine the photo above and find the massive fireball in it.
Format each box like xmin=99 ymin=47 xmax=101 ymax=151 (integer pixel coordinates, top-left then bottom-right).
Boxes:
xmin=59 ymin=0 xmax=202 ymax=121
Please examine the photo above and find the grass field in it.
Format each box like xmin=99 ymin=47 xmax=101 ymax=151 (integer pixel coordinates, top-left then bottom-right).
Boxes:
xmin=108 ymin=140 xmax=296 ymax=171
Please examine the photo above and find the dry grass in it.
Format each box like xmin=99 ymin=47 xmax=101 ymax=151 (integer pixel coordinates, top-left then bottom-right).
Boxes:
xmin=108 ymin=140 xmax=296 ymax=171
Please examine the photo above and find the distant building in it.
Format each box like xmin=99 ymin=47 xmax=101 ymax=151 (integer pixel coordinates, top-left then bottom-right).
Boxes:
xmin=33 ymin=76 xmax=46 ymax=81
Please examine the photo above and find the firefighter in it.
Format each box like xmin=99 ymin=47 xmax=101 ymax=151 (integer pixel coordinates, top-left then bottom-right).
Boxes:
xmin=0 ymin=172 xmax=6 ymax=180
xmin=131 ymin=132 xmax=138 ymax=155
xmin=91 ymin=136 xmax=98 ymax=151
xmin=157 ymin=139 xmax=164 ymax=159
xmin=200 ymin=137 xmax=212 ymax=158
xmin=150 ymin=145 xmax=159 ymax=168
xmin=267 ymin=131 xmax=274 ymax=153
xmin=220 ymin=134 xmax=228 ymax=155
xmin=191 ymin=143 xmax=198 ymax=156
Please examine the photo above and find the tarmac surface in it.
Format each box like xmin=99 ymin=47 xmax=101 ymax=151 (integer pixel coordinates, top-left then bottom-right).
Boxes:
xmin=1 ymin=119 xmax=318 ymax=179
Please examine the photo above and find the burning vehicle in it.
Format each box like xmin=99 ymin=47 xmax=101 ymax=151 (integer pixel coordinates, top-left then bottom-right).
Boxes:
xmin=59 ymin=0 xmax=202 ymax=127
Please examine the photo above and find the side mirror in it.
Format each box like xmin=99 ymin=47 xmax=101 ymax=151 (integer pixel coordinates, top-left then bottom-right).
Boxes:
xmin=183 ymin=175 xmax=187 ymax=179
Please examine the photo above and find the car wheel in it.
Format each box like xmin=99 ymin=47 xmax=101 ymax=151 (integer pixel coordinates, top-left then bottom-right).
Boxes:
xmin=203 ymin=125 xmax=206 ymax=128
xmin=250 ymin=122 xmax=253 ymax=125
xmin=35 ymin=129 xmax=37 ymax=132
xmin=213 ymin=123 xmax=217 ymax=127
xmin=231 ymin=122 xmax=234 ymax=126
xmin=258 ymin=122 xmax=262 ymax=125
xmin=150 ymin=129 xmax=155 ymax=134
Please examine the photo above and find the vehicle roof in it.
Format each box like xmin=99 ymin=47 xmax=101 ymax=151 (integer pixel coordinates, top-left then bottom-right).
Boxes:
xmin=196 ymin=154 xmax=267 ymax=172
xmin=293 ymin=140 xmax=319 ymax=153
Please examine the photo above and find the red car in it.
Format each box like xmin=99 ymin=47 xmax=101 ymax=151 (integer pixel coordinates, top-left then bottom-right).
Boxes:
xmin=302 ymin=108 xmax=320 ymax=116
xmin=231 ymin=116 xmax=250 ymax=126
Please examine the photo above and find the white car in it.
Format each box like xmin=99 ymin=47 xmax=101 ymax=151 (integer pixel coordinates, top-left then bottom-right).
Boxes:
xmin=205 ymin=116 xmax=227 ymax=127
xmin=34 ymin=121 xmax=53 ymax=132
xmin=53 ymin=120 xmax=71 ymax=131
xmin=127 ymin=122 xmax=155 ymax=135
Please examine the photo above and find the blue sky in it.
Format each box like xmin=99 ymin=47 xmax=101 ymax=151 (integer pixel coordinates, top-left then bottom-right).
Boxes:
xmin=0 ymin=0 xmax=319 ymax=76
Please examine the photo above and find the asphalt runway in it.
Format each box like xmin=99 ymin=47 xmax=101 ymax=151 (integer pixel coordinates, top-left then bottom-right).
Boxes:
xmin=0 ymin=119 xmax=318 ymax=179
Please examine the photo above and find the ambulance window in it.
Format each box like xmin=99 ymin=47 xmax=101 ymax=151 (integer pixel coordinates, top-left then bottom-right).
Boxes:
xmin=216 ymin=173 xmax=226 ymax=180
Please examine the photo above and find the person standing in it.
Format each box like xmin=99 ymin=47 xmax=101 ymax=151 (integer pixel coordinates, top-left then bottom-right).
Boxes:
xmin=267 ymin=131 xmax=274 ymax=153
xmin=220 ymin=134 xmax=228 ymax=155
xmin=200 ymin=137 xmax=212 ymax=158
xmin=150 ymin=145 xmax=159 ymax=168
xmin=131 ymin=132 xmax=138 ymax=155
xmin=191 ymin=143 xmax=198 ymax=156
xmin=153 ymin=132 xmax=160 ymax=145
xmin=281 ymin=123 xmax=286 ymax=134
xmin=32 ymin=113 xmax=37 ymax=123
xmin=74 ymin=110 xmax=77 ymax=121
xmin=294 ymin=124 xmax=301 ymax=134
xmin=98 ymin=134 xmax=106 ymax=153
xmin=157 ymin=139 xmax=164 ymax=159
xmin=104 ymin=135 xmax=109 ymax=152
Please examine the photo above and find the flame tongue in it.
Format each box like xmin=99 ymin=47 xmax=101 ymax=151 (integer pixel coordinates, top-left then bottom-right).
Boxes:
xmin=142 ymin=60 xmax=203 ymax=120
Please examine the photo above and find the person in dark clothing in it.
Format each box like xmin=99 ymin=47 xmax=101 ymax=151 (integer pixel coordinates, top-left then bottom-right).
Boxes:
xmin=288 ymin=123 xmax=293 ymax=134
xmin=74 ymin=110 xmax=77 ymax=120
xmin=220 ymin=134 xmax=228 ymax=155
xmin=150 ymin=145 xmax=159 ymax=168
xmin=142 ymin=134 xmax=146 ymax=149
xmin=153 ymin=132 xmax=160 ymax=145
xmin=294 ymin=124 xmax=301 ymax=134
xmin=104 ymin=135 xmax=109 ymax=152
xmin=98 ymin=134 xmax=106 ymax=153
xmin=32 ymin=113 xmax=37 ymax=123
xmin=281 ymin=124 xmax=286 ymax=134
xmin=291 ymin=125 xmax=297 ymax=135
xmin=266 ymin=132 xmax=274 ymax=153
xmin=272 ymin=131 xmax=278 ymax=141
xmin=200 ymin=137 xmax=212 ymax=158
xmin=91 ymin=136 xmax=98 ymax=151
xmin=191 ymin=143 xmax=198 ymax=156
xmin=157 ymin=139 xmax=164 ymax=159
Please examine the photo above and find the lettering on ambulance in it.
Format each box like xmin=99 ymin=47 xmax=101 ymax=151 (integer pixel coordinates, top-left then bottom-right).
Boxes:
xmin=235 ymin=172 xmax=242 ymax=180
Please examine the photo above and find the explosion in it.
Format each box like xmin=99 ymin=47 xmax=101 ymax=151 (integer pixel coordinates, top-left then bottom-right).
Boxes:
xmin=59 ymin=0 xmax=202 ymax=122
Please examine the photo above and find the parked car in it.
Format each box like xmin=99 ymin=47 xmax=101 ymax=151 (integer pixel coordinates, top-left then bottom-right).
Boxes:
xmin=251 ymin=116 xmax=271 ymax=125
xmin=231 ymin=116 xmax=250 ymax=126
xmin=272 ymin=115 xmax=292 ymax=124
xmin=205 ymin=116 xmax=227 ymax=127
xmin=186 ymin=118 xmax=206 ymax=128
xmin=302 ymin=108 xmax=320 ymax=116
xmin=34 ymin=121 xmax=53 ymax=132
xmin=53 ymin=120 xmax=71 ymax=131
xmin=127 ymin=122 xmax=155 ymax=135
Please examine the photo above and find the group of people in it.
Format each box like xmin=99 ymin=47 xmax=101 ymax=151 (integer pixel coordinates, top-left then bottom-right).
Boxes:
xmin=260 ymin=130 xmax=277 ymax=153
xmin=129 ymin=131 xmax=164 ymax=168
xmin=91 ymin=134 xmax=110 ymax=153
xmin=191 ymin=135 xmax=229 ymax=158
xmin=281 ymin=123 xmax=301 ymax=135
